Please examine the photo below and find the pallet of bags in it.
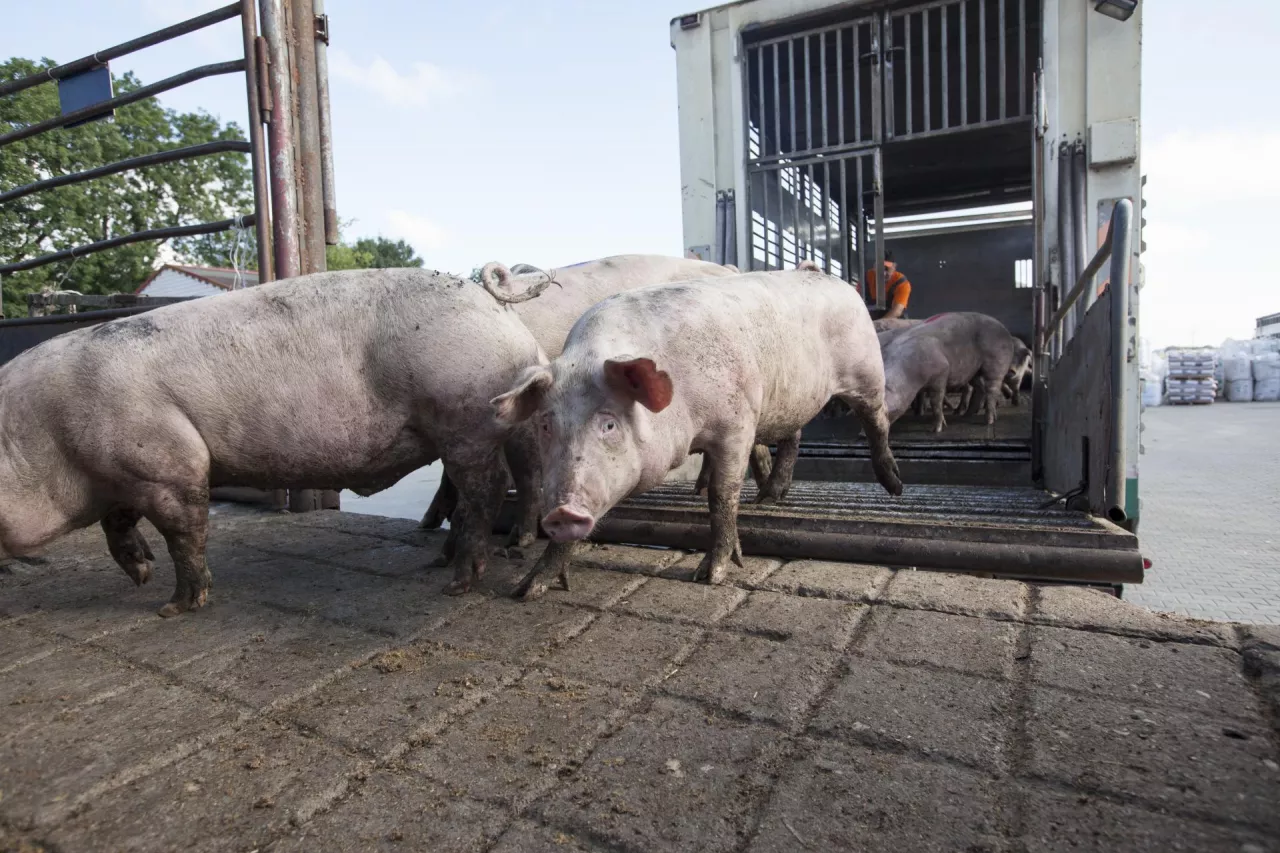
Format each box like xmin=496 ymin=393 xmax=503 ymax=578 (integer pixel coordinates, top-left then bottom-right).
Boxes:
xmin=1165 ymin=376 xmax=1216 ymax=405
xmin=1164 ymin=348 xmax=1217 ymax=405
xmin=1253 ymin=350 xmax=1280 ymax=402
xmin=1221 ymin=340 xmax=1254 ymax=402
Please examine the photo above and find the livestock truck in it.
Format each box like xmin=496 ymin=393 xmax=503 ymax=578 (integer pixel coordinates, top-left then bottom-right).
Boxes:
xmin=588 ymin=0 xmax=1147 ymax=593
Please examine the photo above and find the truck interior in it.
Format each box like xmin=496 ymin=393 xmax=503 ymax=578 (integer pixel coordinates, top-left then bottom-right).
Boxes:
xmin=588 ymin=0 xmax=1144 ymax=591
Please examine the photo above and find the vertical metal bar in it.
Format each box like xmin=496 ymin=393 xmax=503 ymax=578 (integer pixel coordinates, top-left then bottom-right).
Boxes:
xmin=789 ymin=38 xmax=798 ymax=158
xmin=1018 ymin=0 xmax=1027 ymax=115
xmin=313 ymin=0 xmax=338 ymax=244
xmin=804 ymin=35 xmax=813 ymax=155
xmin=806 ymin=162 xmax=817 ymax=263
xmin=772 ymin=43 xmax=782 ymax=158
xmin=852 ymin=26 xmax=862 ymax=142
xmin=857 ymin=157 xmax=866 ymax=289
xmin=979 ymin=0 xmax=987 ymax=123
xmin=820 ymin=32 xmax=829 ymax=149
xmin=941 ymin=5 xmax=949 ymax=129
xmin=872 ymin=16 xmax=884 ymax=143
xmin=840 ymin=157 xmax=852 ymax=283
xmin=290 ymin=0 xmax=324 ymax=276
xmin=923 ymin=9 xmax=931 ymax=133
xmin=1073 ymin=139 xmax=1090 ymax=313
xmin=960 ymin=0 xmax=968 ymax=124
xmin=822 ymin=161 xmax=833 ymax=273
xmin=884 ymin=13 xmax=895 ymax=139
xmin=836 ymin=27 xmax=845 ymax=145
xmin=998 ymin=0 xmax=1006 ymax=120
xmin=714 ymin=191 xmax=727 ymax=266
xmin=904 ymin=13 xmax=913 ymax=136
xmin=755 ymin=45 xmax=765 ymax=155
xmin=239 ymin=0 xmax=273 ymax=283
xmin=259 ymin=0 xmax=300 ymax=283
xmin=872 ymin=148 xmax=886 ymax=312
xmin=1056 ymin=140 xmax=1073 ymax=349
xmin=1107 ymin=199 xmax=1133 ymax=523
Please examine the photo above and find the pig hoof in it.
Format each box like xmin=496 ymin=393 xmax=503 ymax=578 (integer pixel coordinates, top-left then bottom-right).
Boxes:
xmin=157 ymin=588 xmax=207 ymax=618
xmin=125 ymin=561 xmax=154 ymax=586
xmin=692 ymin=555 xmax=728 ymax=585
xmin=442 ymin=580 xmax=471 ymax=596
xmin=514 ymin=582 xmax=548 ymax=602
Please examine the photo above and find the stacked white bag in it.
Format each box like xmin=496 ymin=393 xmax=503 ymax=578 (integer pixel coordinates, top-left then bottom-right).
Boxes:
xmin=1252 ymin=338 xmax=1280 ymax=402
xmin=1165 ymin=348 xmax=1218 ymax=405
xmin=1221 ymin=339 xmax=1255 ymax=402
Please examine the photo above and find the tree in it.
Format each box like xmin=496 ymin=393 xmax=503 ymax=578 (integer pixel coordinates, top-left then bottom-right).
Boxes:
xmin=0 ymin=57 xmax=254 ymax=317
xmin=352 ymin=237 xmax=422 ymax=269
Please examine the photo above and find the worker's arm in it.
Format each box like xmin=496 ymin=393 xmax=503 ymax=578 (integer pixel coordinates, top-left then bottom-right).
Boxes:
xmin=882 ymin=276 xmax=911 ymax=319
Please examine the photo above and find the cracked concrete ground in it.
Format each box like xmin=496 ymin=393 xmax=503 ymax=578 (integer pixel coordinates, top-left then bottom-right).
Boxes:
xmin=2 ymin=507 xmax=1278 ymax=853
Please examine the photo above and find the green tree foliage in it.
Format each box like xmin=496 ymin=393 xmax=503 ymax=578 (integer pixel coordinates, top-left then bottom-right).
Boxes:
xmin=325 ymin=232 xmax=422 ymax=272
xmin=0 ymin=57 xmax=253 ymax=317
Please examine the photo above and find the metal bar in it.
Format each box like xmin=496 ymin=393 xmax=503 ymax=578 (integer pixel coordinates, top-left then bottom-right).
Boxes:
xmin=1044 ymin=214 xmax=1115 ymax=343
xmin=313 ymin=0 xmax=339 ymax=245
xmin=904 ymin=13 xmax=913 ymax=136
xmin=922 ymin=8 xmax=931 ymax=132
xmin=960 ymin=0 xmax=968 ymax=124
xmin=822 ymin=162 xmax=833 ymax=272
xmin=873 ymin=147 xmax=886 ymax=311
xmin=941 ymin=5 xmax=948 ymax=128
xmin=788 ymin=38 xmax=798 ymax=159
xmin=871 ymin=114 xmax=1030 ymax=144
xmin=1055 ymin=140 xmax=1073 ymax=356
xmin=871 ymin=16 xmax=883 ymax=143
xmin=291 ymin=0 xmax=325 ymax=276
xmin=806 ymin=162 xmax=817 ymax=263
xmin=259 ymin=0 xmax=301 ymax=283
xmin=1106 ymin=199 xmax=1133 ymax=524
xmin=714 ymin=192 xmax=727 ymax=265
xmin=755 ymin=45 xmax=765 ymax=155
xmin=979 ymin=0 xmax=987 ymax=122
xmin=772 ymin=43 xmax=782 ymax=158
xmin=881 ymin=13 xmax=894 ymax=139
xmin=0 ymin=3 xmax=242 ymax=98
xmin=240 ymin=0 xmax=273 ymax=283
xmin=1072 ymin=139 xmax=1090 ymax=313
xmin=0 ymin=215 xmax=255 ymax=276
xmin=820 ymin=32 xmax=829 ymax=149
xmin=998 ymin=0 xmax=1006 ymax=119
xmin=804 ymin=35 xmax=813 ymax=154
xmin=835 ymin=29 xmax=845 ymax=146
xmin=0 ymin=140 xmax=249 ymax=205
xmin=0 ymin=60 xmax=246 ymax=148
xmin=855 ymin=157 xmax=865 ymax=284
xmin=852 ymin=26 xmax=862 ymax=142
xmin=841 ymin=157 xmax=852 ymax=283
xmin=590 ymin=518 xmax=1143 ymax=584
xmin=0 ymin=305 xmax=176 ymax=328
xmin=1018 ymin=0 xmax=1027 ymax=114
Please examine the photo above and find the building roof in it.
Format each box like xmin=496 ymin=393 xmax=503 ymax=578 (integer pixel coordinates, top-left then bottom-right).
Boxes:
xmin=135 ymin=264 xmax=259 ymax=294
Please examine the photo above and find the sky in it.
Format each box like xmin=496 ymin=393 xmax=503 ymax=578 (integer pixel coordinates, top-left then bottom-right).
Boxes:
xmin=3 ymin=0 xmax=1277 ymax=349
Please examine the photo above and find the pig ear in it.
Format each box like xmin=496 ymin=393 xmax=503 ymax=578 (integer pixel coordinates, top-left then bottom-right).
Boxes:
xmin=604 ymin=358 xmax=674 ymax=413
xmin=491 ymin=365 xmax=553 ymax=424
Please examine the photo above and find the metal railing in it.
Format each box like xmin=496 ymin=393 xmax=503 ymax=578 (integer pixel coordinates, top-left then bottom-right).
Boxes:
xmin=1040 ymin=197 xmax=1133 ymax=522
xmin=0 ymin=1 xmax=270 ymax=313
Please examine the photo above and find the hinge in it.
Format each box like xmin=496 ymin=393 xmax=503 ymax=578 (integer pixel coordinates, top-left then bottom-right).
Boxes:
xmin=315 ymin=13 xmax=330 ymax=44
xmin=254 ymin=36 xmax=273 ymax=115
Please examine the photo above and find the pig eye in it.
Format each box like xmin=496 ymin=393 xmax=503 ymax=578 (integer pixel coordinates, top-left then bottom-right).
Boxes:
xmin=600 ymin=416 xmax=619 ymax=436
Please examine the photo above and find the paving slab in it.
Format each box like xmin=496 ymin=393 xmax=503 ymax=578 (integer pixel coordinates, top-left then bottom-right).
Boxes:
xmin=2 ymin=509 xmax=1277 ymax=852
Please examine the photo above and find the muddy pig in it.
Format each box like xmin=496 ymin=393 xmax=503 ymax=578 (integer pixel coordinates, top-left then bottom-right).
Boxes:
xmin=0 ymin=269 xmax=544 ymax=614
xmin=421 ymin=254 xmax=771 ymax=548
xmin=492 ymin=268 xmax=902 ymax=597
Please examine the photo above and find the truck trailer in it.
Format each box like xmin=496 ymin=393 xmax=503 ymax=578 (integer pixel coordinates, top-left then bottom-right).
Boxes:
xmin=590 ymin=0 xmax=1146 ymax=592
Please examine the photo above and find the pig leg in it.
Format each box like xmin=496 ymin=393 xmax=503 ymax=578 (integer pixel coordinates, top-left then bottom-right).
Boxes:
xmin=101 ymin=507 xmax=155 ymax=587
xmin=757 ymin=431 xmax=800 ymax=504
xmin=929 ymin=378 xmax=949 ymax=434
xmin=440 ymin=450 xmax=508 ymax=596
xmin=693 ymin=440 xmax=749 ymax=585
xmin=965 ymin=378 xmax=986 ymax=417
xmin=139 ymin=484 xmax=212 ymax=618
xmin=512 ymin=540 xmax=577 ymax=602
xmin=749 ymin=443 xmax=773 ymax=489
xmin=503 ymin=429 xmax=542 ymax=548
xmin=980 ymin=375 xmax=1002 ymax=426
xmin=693 ymin=452 xmax=710 ymax=496
xmin=419 ymin=474 xmax=458 ymax=530
xmin=838 ymin=393 xmax=903 ymax=497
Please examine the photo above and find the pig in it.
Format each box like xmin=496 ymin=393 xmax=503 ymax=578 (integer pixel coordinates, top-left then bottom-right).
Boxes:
xmin=491 ymin=267 xmax=902 ymax=598
xmin=873 ymin=317 xmax=922 ymax=334
xmin=880 ymin=312 xmax=1018 ymax=431
xmin=421 ymin=254 xmax=766 ymax=547
xmin=955 ymin=335 xmax=1033 ymax=414
xmin=0 ymin=269 xmax=544 ymax=614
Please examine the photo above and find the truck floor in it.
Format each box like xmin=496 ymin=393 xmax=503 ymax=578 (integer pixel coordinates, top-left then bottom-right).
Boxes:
xmin=2 ymin=508 xmax=1277 ymax=852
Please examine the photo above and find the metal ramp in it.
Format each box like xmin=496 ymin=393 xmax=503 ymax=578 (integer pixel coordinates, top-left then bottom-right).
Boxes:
xmin=591 ymin=481 xmax=1143 ymax=585
xmin=793 ymin=438 xmax=1032 ymax=487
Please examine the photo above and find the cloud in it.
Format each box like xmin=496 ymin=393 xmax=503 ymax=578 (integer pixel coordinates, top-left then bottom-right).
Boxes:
xmin=328 ymin=49 xmax=469 ymax=108
xmin=386 ymin=210 xmax=450 ymax=254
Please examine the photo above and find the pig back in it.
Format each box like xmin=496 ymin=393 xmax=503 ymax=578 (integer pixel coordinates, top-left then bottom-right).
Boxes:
xmin=510 ymin=255 xmax=736 ymax=358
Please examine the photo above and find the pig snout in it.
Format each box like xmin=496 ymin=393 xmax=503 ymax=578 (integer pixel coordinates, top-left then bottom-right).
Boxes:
xmin=542 ymin=505 xmax=596 ymax=542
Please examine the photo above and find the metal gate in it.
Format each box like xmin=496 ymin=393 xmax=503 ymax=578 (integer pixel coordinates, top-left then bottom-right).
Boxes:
xmin=741 ymin=0 xmax=1039 ymax=307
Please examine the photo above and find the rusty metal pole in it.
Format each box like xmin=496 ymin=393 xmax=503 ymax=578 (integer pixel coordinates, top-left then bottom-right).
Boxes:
xmin=239 ymin=0 xmax=273 ymax=283
xmin=312 ymin=0 xmax=339 ymax=245
xmin=289 ymin=0 xmax=339 ymax=511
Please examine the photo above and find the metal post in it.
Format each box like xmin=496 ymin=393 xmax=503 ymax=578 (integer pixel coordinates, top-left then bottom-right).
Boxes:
xmin=313 ymin=0 xmax=339 ymax=244
xmin=1055 ymin=140 xmax=1072 ymax=351
xmin=872 ymin=147 xmax=886 ymax=312
xmin=240 ymin=0 xmax=273 ymax=282
xmin=1106 ymin=199 xmax=1133 ymax=524
xmin=290 ymin=0 xmax=325 ymax=276
xmin=259 ymin=0 xmax=300 ymax=283
xmin=1072 ymin=139 xmax=1090 ymax=314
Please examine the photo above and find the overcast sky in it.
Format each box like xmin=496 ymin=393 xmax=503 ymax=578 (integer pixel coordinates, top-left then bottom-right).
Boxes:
xmin=3 ymin=0 xmax=1277 ymax=348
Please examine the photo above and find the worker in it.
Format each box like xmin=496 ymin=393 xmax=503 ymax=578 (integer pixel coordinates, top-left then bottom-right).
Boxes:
xmin=863 ymin=250 xmax=912 ymax=321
